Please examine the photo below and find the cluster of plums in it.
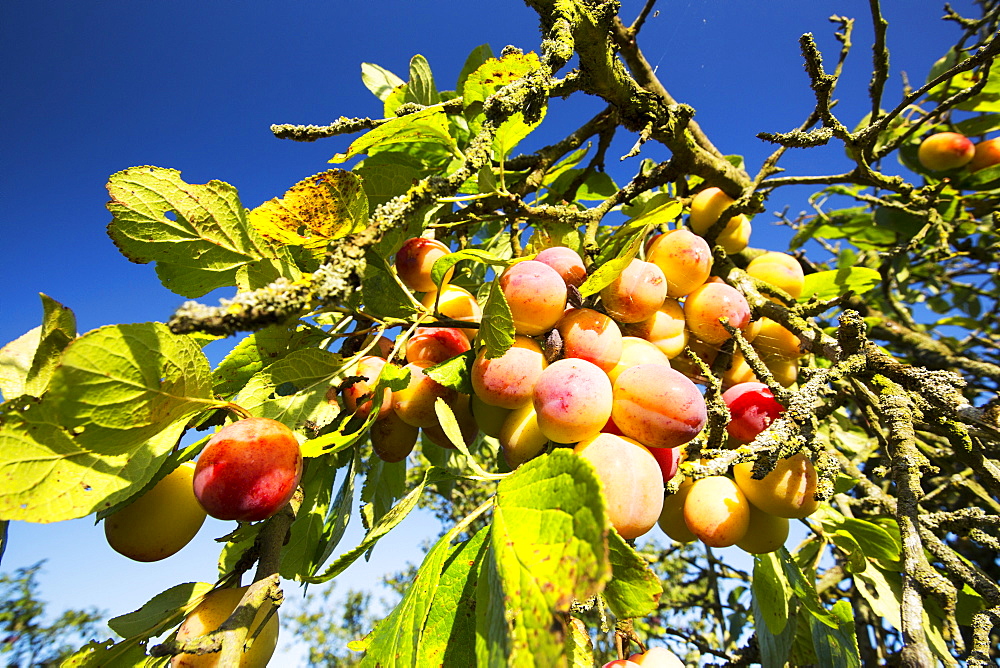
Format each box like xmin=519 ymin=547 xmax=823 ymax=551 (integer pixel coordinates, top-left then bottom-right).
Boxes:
xmin=917 ymin=130 xmax=1000 ymax=172
xmin=103 ymin=417 xmax=301 ymax=666
xmin=343 ymin=187 xmax=816 ymax=548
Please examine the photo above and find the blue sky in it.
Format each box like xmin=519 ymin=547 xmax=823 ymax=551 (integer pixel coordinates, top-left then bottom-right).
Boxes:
xmin=0 ymin=0 xmax=976 ymax=662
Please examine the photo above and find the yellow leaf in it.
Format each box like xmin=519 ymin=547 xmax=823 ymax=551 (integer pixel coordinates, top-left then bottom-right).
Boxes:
xmin=248 ymin=169 xmax=369 ymax=257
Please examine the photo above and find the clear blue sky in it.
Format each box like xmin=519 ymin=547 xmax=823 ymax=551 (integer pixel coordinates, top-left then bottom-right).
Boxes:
xmin=0 ymin=0 xmax=974 ymax=662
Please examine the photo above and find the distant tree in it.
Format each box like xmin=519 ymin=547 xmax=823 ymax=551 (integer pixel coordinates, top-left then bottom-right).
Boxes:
xmin=0 ymin=562 xmax=104 ymax=668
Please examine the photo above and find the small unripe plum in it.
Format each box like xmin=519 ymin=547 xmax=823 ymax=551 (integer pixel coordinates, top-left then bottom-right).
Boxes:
xmin=337 ymin=355 xmax=393 ymax=420
xmin=574 ymin=433 xmax=664 ymax=539
xmin=172 ymin=585 xmax=279 ymax=668
xmin=500 ymin=260 xmax=568 ymax=336
xmin=369 ymin=411 xmax=419 ymax=463
xmin=628 ymin=646 xmax=686 ymax=667
xmin=658 ymin=480 xmax=696 ymax=543
xmin=606 ymin=337 xmax=670 ymax=385
xmin=751 ymin=318 xmax=802 ymax=361
xmin=918 ymin=132 xmax=975 ymax=171
xmin=556 ymin=308 xmax=623 ymax=373
xmin=392 ymin=361 xmax=458 ymax=428
xmin=193 ymin=418 xmax=303 ymax=522
xmin=722 ymin=381 xmax=785 ymax=443
xmin=533 ymin=358 xmax=613 ymax=443
xmin=969 ymin=137 xmax=1000 ymax=172
xmin=105 ymin=462 xmax=206 ymax=562
xmin=766 ymin=356 xmax=799 ymax=388
xmin=499 ymin=403 xmax=549 ymax=468
xmin=683 ymin=476 xmax=750 ymax=548
xmin=469 ymin=393 xmax=512 ymax=438
xmin=404 ymin=326 xmax=471 ymax=365
xmin=721 ymin=350 xmax=756 ymax=389
xmin=471 ymin=335 xmax=547 ymax=409
xmin=646 ymin=229 xmax=712 ymax=298
xmin=395 ymin=237 xmax=452 ymax=293
xmin=733 ymin=453 xmax=819 ymax=519
xmin=746 ymin=252 xmax=805 ymax=301
xmin=420 ymin=285 xmax=482 ymax=340
xmin=600 ymin=259 xmax=667 ymax=323
xmin=612 ymin=364 xmax=707 ymax=448
xmin=688 ymin=187 xmax=751 ymax=254
xmin=623 ymin=298 xmax=687 ymax=359
xmin=683 ymin=282 xmax=752 ymax=345
xmin=736 ymin=503 xmax=789 ymax=555
xmin=535 ymin=246 xmax=587 ymax=287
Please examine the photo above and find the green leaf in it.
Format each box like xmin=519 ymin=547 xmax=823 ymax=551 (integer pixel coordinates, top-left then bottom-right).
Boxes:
xmin=430 ymin=248 xmax=513 ymax=289
xmin=306 ymin=467 xmax=451 ymax=583
xmin=752 ymin=589 xmax=796 ymax=668
xmin=235 ymin=348 xmax=344 ymax=431
xmin=463 ymin=52 xmax=542 ymax=110
xmin=362 ymin=62 xmax=405 ymax=101
xmin=354 ymin=152 xmax=426 ymax=210
xmin=480 ymin=278 xmax=515 ymax=359
xmin=810 ymin=599 xmax=862 ymax=668
xmin=457 ymin=44 xmax=495 ymax=96
xmin=493 ymin=109 xmax=545 ymax=161
xmin=313 ymin=448 xmax=359 ymax=571
xmin=424 ymin=350 xmax=475 ymax=395
xmin=565 ymin=615 xmax=594 ymax=668
xmin=108 ymin=581 xmax=213 ymax=639
xmin=487 ymin=450 xmax=612 ymax=666
xmin=753 ymin=551 xmax=791 ymax=635
xmin=281 ymin=454 xmax=337 ymax=580
xmin=360 ymin=523 xmax=489 ymax=667
xmin=362 ymin=248 xmax=422 ymax=319
xmin=799 ymin=267 xmax=881 ymax=302
xmin=813 ymin=506 xmax=901 ymax=562
xmin=106 ymin=166 xmax=298 ymax=298
xmin=407 ymin=54 xmax=440 ymax=106
xmin=0 ymin=327 xmax=41 ymax=401
xmin=331 ymin=106 xmax=461 ymax=163
xmin=475 ymin=535 xmax=509 ymax=667
xmin=578 ymin=227 xmax=646 ymax=297
xmin=853 ymin=562 xmax=902 ymax=631
xmin=23 ymin=294 xmax=77 ymax=397
xmin=603 ymin=530 xmax=662 ymax=618
xmin=60 ymin=637 xmax=150 ymax=667
xmin=212 ymin=324 xmax=327 ymax=398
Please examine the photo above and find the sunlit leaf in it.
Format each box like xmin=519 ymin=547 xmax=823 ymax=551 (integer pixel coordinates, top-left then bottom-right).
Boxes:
xmin=106 ymin=166 xmax=299 ymax=298
xmin=331 ymin=106 xmax=460 ymax=164
xmin=603 ymin=530 xmax=662 ymax=618
xmin=799 ymin=267 xmax=880 ymax=301
xmin=248 ymin=170 xmax=369 ymax=259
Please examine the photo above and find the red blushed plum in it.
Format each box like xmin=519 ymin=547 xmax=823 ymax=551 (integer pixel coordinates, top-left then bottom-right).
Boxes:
xmin=612 ymin=364 xmax=707 ymax=448
xmin=369 ymin=411 xmax=419 ymax=463
xmin=392 ymin=361 xmax=458 ymax=428
xmin=607 ymin=337 xmax=671 ymax=385
xmin=420 ymin=285 xmax=482 ymax=340
xmin=646 ymin=228 xmax=713 ymax=298
xmin=574 ymin=433 xmax=665 ymax=539
xmin=600 ymin=259 xmax=667 ymax=324
xmin=683 ymin=282 xmax=752 ymax=345
xmin=649 ymin=445 xmax=680 ymax=483
xmin=746 ymin=252 xmax=805 ymax=301
xmin=337 ymin=356 xmax=393 ymax=420
xmin=533 ymin=358 xmax=613 ymax=443
xmin=471 ymin=335 xmax=547 ymax=409
xmin=970 ymin=137 xmax=1000 ymax=172
xmin=535 ymin=245 xmax=587 ymax=287
xmin=722 ymin=381 xmax=784 ymax=443
xmin=193 ymin=418 xmax=303 ymax=522
xmin=623 ymin=298 xmax=687 ymax=359
xmin=500 ymin=260 xmax=568 ymax=336
xmin=917 ymin=131 xmax=975 ymax=171
xmin=628 ymin=647 xmax=686 ymax=667
xmin=394 ymin=237 xmax=453 ymax=293
xmin=556 ymin=308 xmax=623 ymax=373
xmin=404 ymin=326 xmax=471 ymax=365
